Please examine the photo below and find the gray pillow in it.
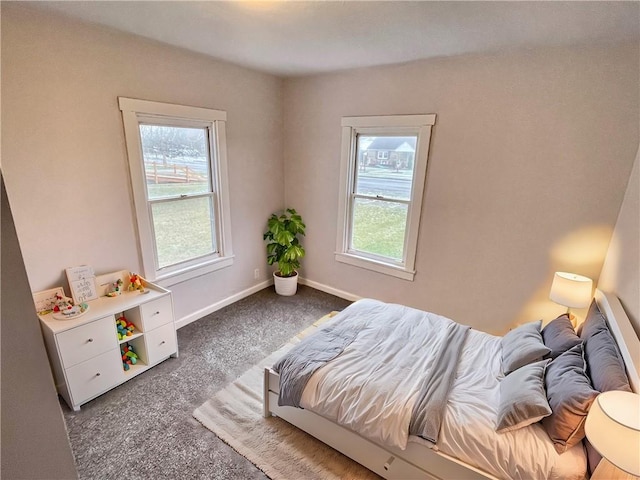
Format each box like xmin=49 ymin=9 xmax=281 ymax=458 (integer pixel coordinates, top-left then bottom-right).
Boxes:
xmin=578 ymin=300 xmax=631 ymax=473
xmin=579 ymin=300 xmax=607 ymax=340
xmin=584 ymin=329 xmax=631 ymax=393
xmin=578 ymin=299 xmax=631 ymax=393
xmin=542 ymin=314 xmax=581 ymax=359
xmin=501 ymin=320 xmax=551 ymax=375
xmin=496 ymin=360 xmax=552 ymax=433
xmin=542 ymin=343 xmax=599 ymax=454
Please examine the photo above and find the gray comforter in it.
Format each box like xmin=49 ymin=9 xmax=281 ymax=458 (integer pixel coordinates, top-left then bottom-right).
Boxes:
xmin=273 ymin=298 xmax=470 ymax=449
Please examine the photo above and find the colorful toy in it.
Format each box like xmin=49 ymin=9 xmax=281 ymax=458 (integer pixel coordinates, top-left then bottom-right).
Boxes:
xmin=106 ymin=278 xmax=124 ymax=297
xmin=115 ymin=315 xmax=136 ymax=341
xmin=52 ymin=293 xmax=88 ymax=317
xmin=128 ymin=273 xmax=145 ymax=293
xmin=120 ymin=342 xmax=139 ymax=371
xmin=53 ymin=292 xmax=74 ymax=312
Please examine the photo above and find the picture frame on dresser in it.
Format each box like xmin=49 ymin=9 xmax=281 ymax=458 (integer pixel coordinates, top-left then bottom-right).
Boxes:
xmin=32 ymin=286 xmax=66 ymax=315
xmin=65 ymin=265 xmax=99 ymax=304
xmin=37 ymin=269 xmax=179 ymax=411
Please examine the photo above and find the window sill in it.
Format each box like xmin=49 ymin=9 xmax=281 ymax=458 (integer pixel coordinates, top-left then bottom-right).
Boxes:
xmin=154 ymin=255 xmax=235 ymax=287
xmin=334 ymin=252 xmax=415 ymax=281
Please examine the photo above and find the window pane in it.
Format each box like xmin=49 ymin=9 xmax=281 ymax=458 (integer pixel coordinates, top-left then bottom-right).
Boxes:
xmin=355 ymin=135 xmax=416 ymax=200
xmin=351 ymin=198 xmax=407 ymax=261
xmin=151 ymin=196 xmax=217 ymax=269
xmin=139 ymin=125 xmax=211 ymax=200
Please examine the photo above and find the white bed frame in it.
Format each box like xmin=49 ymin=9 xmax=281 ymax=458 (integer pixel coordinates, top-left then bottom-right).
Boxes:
xmin=263 ymin=290 xmax=640 ymax=480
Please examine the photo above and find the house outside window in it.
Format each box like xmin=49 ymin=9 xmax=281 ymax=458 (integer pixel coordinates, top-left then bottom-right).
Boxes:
xmin=119 ymin=98 xmax=233 ymax=285
xmin=336 ymin=114 xmax=436 ymax=281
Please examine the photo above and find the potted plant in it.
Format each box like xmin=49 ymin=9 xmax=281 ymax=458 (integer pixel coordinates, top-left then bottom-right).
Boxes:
xmin=263 ymin=208 xmax=306 ymax=296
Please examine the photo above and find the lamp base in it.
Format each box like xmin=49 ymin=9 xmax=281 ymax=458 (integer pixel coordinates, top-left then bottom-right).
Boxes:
xmin=592 ymin=459 xmax=639 ymax=480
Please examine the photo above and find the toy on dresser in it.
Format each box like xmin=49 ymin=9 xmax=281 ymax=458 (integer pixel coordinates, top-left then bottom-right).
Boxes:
xmin=106 ymin=278 xmax=124 ymax=297
xmin=53 ymin=292 xmax=88 ymax=317
xmin=128 ymin=273 xmax=146 ymax=293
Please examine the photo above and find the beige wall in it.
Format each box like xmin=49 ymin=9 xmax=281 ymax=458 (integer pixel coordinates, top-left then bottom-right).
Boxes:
xmin=599 ymin=148 xmax=639 ymax=333
xmin=283 ymin=44 xmax=639 ymax=334
xmin=1 ymin=5 xmax=284 ymax=321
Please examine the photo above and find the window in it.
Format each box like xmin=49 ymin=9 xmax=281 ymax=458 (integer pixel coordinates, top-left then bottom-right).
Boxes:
xmin=119 ymin=98 xmax=233 ymax=285
xmin=336 ymin=114 xmax=436 ymax=281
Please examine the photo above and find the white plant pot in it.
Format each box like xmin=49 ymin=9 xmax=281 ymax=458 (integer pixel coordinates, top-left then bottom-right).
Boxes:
xmin=273 ymin=271 xmax=298 ymax=296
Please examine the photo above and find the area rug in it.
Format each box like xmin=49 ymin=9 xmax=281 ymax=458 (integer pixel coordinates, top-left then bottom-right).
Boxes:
xmin=193 ymin=313 xmax=380 ymax=480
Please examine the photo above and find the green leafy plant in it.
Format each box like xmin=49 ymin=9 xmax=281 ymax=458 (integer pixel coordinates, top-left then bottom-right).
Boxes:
xmin=263 ymin=208 xmax=306 ymax=277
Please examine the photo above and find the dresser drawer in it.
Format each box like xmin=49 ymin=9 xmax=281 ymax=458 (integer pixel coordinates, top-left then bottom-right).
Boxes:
xmin=140 ymin=296 xmax=173 ymax=331
xmin=146 ymin=323 xmax=177 ymax=365
xmin=66 ymin=349 xmax=123 ymax=405
xmin=57 ymin=315 xmax=117 ymax=368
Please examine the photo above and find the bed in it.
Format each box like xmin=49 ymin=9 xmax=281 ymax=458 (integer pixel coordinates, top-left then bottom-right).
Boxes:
xmin=263 ymin=290 xmax=639 ymax=480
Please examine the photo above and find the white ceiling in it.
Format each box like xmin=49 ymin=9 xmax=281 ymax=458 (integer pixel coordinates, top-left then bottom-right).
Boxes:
xmin=29 ymin=1 xmax=640 ymax=77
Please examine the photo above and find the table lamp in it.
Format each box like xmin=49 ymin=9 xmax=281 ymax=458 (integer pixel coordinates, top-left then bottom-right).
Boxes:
xmin=585 ymin=390 xmax=640 ymax=479
xmin=549 ymin=271 xmax=593 ymax=326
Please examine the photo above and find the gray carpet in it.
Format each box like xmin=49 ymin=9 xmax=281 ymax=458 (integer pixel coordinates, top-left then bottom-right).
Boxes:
xmin=62 ymin=285 xmax=351 ymax=480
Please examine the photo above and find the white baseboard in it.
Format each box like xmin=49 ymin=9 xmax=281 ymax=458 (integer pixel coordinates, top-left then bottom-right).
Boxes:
xmin=175 ymin=277 xmax=359 ymax=330
xmin=298 ymin=277 xmax=361 ymax=302
xmin=175 ymin=279 xmax=273 ymax=329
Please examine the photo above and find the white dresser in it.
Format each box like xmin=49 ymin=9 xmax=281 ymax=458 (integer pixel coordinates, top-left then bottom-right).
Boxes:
xmin=38 ymin=270 xmax=178 ymax=411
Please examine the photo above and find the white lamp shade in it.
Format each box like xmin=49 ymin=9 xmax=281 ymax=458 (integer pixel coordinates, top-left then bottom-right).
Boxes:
xmin=549 ymin=272 xmax=593 ymax=308
xmin=585 ymin=391 xmax=640 ymax=476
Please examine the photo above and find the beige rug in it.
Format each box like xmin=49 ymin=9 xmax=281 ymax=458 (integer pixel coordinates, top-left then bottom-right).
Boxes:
xmin=193 ymin=313 xmax=380 ymax=480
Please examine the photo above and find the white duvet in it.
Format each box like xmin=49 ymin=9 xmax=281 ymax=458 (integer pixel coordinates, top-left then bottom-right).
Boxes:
xmin=301 ymin=300 xmax=460 ymax=450
xmin=300 ymin=303 xmax=587 ymax=480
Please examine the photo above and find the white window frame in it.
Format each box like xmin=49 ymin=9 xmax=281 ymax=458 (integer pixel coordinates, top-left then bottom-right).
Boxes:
xmin=119 ymin=97 xmax=234 ymax=286
xmin=336 ymin=114 xmax=436 ymax=281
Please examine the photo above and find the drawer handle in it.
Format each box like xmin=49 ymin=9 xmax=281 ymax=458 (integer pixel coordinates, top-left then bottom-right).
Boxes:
xmin=383 ymin=456 xmax=395 ymax=471
xmin=87 ymin=338 xmax=94 ymax=343
xmin=160 ymin=341 xmax=166 ymax=345
xmin=95 ymin=372 xmax=101 ymax=377
xmin=153 ymin=311 xmax=160 ymax=316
